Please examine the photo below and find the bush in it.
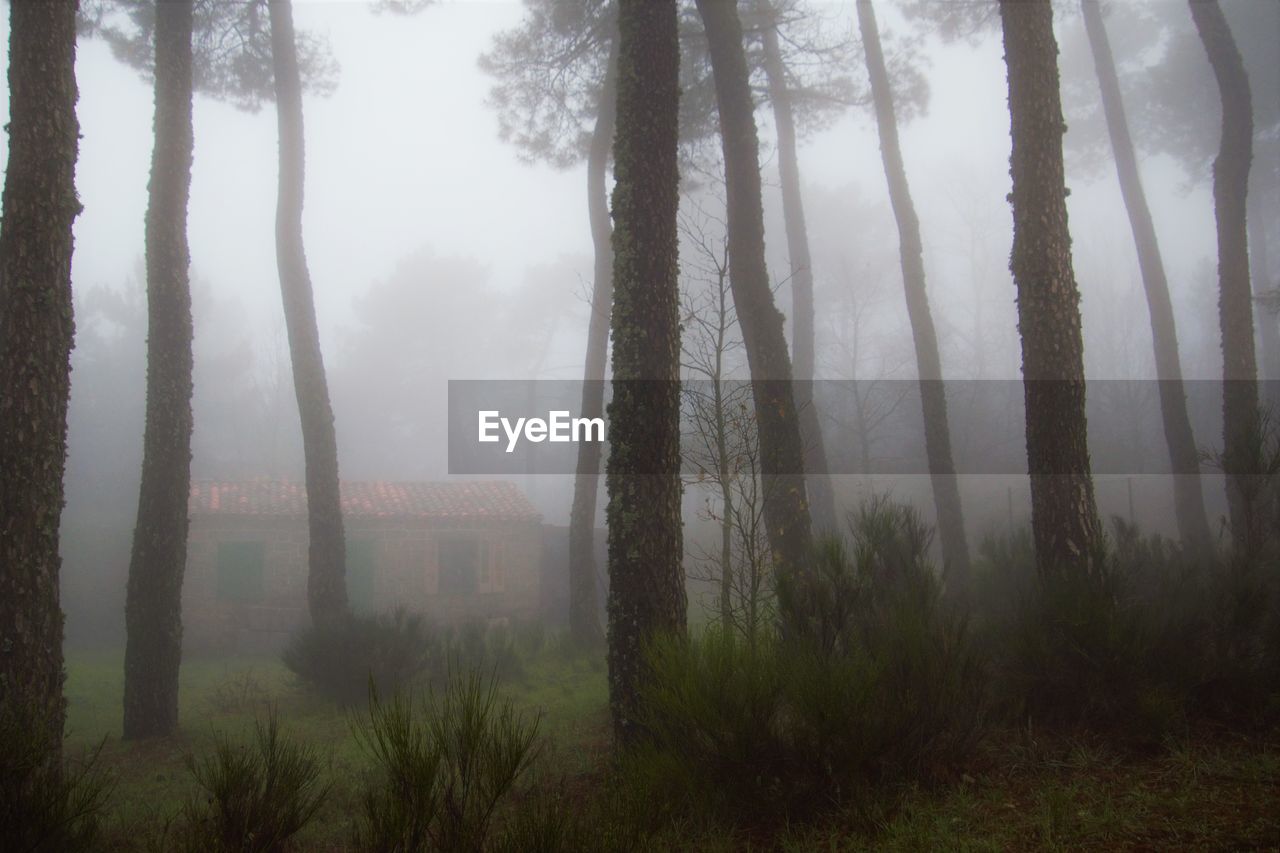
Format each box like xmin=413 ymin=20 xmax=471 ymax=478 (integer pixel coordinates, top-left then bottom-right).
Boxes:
xmin=282 ymin=609 xmax=436 ymax=707
xmin=489 ymin=783 xmax=594 ymax=853
xmin=628 ymin=498 xmax=985 ymax=826
xmin=283 ymin=611 xmax=536 ymax=707
xmin=437 ymin=618 xmax=525 ymax=684
xmin=350 ymin=669 xmax=542 ymax=852
xmin=0 ymin=697 xmax=110 ymax=852
xmin=168 ymin=712 xmax=327 ymax=852
xmin=975 ymin=514 xmax=1280 ymax=735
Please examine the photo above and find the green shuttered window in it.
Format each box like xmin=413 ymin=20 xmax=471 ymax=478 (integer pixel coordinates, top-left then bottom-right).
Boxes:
xmin=216 ymin=541 xmax=265 ymax=602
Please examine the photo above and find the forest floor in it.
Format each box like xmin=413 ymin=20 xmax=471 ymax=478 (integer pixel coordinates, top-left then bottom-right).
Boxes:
xmin=65 ymin=648 xmax=1280 ymax=851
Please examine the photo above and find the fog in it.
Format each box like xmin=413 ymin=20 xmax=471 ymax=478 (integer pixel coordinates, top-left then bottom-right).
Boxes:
xmin=6 ymin=0 xmax=1280 ymax=847
xmin=0 ymin=0 xmax=1268 ymax=641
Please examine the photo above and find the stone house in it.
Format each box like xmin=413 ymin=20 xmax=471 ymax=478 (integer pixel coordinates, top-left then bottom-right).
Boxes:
xmin=183 ymin=479 xmax=542 ymax=653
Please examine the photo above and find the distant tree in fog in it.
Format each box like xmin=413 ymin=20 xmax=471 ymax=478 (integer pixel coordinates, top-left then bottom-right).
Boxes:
xmin=680 ymin=207 xmax=773 ymax=639
xmin=80 ymin=0 xmax=338 ymax=109
xmin=482 ymin=1 xmax=860 ymax=639
xmin=481 ymin=0 xmax=617 ymax=648
xmin=1189 ymin=0 xmax=1260 ymax=555
xmin=122 ymin=0 xmax=196 ymax=741
xmin=1058 ymin=0 xmax=1280 ymax=385
xmin=695 ymin=0 xmax=813 ymax=580
xmin=855 ymin=0 xmax=971 ymax=594
xmin=268 ymin=0 xmax=348 ymax=629
xmin=751 ymin=0 xmax=845 ymax=534
xmin=605 ymin=0 xmax=685 ymax=746
xmin=81 ymin=0 xmax=349 ymax=651
xmin=821 ymin=258 xmax=912 ymax=476
xmin=999 ymin=0 xmax=1104 ymax=576
xmin=1078 ymin=0 xmax=1212 ymax=556
xmin=0 ymin=0 xmax=81 ymax=749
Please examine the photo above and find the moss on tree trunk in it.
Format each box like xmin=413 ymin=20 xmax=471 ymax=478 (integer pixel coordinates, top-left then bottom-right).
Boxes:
xmin=0 ymin=0 xmax=81 ymax=748
xmin=606 ymin=0 xmax=686 ymax=747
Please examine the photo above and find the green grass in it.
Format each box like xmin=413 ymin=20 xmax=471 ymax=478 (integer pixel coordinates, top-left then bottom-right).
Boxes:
xmin=64 ymin=643 xmax=608 ymax=850
xmin=64 ymin=645 xmax=1278 ymax=851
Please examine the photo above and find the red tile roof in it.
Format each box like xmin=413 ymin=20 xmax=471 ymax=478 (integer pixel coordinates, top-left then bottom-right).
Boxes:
xmin=189 ymin=479 xmax=540 ymax=522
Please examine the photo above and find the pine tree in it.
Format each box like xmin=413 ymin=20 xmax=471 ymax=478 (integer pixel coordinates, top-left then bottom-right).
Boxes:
xmin=0 ymin=0 xmax=82 ymax=745
xmin=999 ymin=0 xmax=1103 ymax=576
xmin=856 ymin=0 xmax=971 ymax=592
xmin=605 ymin=0 xmax=686 ymax=745
xmin=695 ymin=0 xmax=813 ymax=580
xmin=269 ymin=0 xmax=349 ymax=626
xmin=123 ymin=0 xmax=197 ymax=740
xmin=1189 ymin=0 xmax=1260 ymax=554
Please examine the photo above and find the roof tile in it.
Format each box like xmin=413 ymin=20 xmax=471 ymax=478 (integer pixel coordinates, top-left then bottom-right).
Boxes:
xmin=189 ymin=479 xmax=540 ymax=522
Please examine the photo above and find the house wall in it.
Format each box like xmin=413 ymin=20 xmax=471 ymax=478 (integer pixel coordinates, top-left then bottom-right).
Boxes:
xmin=183 ymin=515 xmax=543 ymax=654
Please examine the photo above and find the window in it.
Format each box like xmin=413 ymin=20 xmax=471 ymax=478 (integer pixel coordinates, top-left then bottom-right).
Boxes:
xmin=437 ymin=537 xmax=479 ymax=596
xmin=347 ymin=538 xmax=376 ymax=614
xmin=483 ymin=541 xmax=509 ymax=594
xmin=216 ymin=541 xmax=264 ymax=603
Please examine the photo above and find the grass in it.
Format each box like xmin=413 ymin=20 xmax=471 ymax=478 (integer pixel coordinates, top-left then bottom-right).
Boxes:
xmin=63 ymin=643 xmax=1277 ymax=851
xmin=800 ymin=732 xmax=1280 ymax=852
xmin=64 ymin=642 xmax=608 ymax=850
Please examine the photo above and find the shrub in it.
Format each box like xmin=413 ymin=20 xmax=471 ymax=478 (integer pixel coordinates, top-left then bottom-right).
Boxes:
xmin=629 ymin=498 xmax=985 ymax=826
xmin=437 ymin=618 xmax=525 ymax=684
xmin=974 ymin=514 xmax=1280 ymax=735
xmin=0 ymin=697 xmax=111 ymax=852
xmin=282 ymin=609 xmax=435 ymax=707
xmin=173 ymin=712 xmax=327 ymax=852
xmin=489 ymin=783 xmax=593 ymax=853
xmin=205 ymin=669 xmax=272 ymax=716
xmin=350 ymin=669 xmax=542 ymax=852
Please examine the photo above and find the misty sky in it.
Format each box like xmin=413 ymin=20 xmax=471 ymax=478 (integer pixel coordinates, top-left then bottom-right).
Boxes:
xmin=0 ymin=0 xmax=1223 ymax=385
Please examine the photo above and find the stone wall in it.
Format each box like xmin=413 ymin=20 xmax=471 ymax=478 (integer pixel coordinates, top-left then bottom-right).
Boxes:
xmin=183 ymin=514 xmax=543 ymax=654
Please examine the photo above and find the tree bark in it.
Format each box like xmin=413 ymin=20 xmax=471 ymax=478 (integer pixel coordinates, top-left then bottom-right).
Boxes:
xmin=715 ymin=285 xmax=735 ymax=632
xmin=606 ymin=0 xmax=686 ymax=747
xmin=695 ymin=0 xmax=813 ymax=579
xmin=757 ymin=0 xmax=837 ymax=535
xmin=856 ymin=0 xmax=971 ymax=592
xmin=269 ymin=0 xmax=348 ymax=626
xmin=999 ymin=0 xmax=1103 ymax=577
xmin=567 ymin=38 xmax=618 ymax=649
xmin=1189 ymin=0 xmax=1259 ymax=554
xmin=1248 ymin=189 xmax=1278 ymax=387
xmin=0 ymin=0 xmax=81 ymax=742
xmin=1081 ymin=0 xmax=1213 ymax=557
xmin=123 ymin=0 xmax=196 ymax=741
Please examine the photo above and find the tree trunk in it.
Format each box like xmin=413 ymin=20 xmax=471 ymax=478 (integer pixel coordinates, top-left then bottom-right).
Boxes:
xmin=567 ymin=38 xmax=618 ymax=649
xmin=695 ymin=0 xmax=813 ymax=579
xmin=713 ymin=282 xmax=734 ymax=631
xmin=999 ymin=0 xmax=1103 ymax=577
xmin=1080 ymin=0 xmax=1213 ymax=557
xmin=1189 ymin=0 xmax=1259 ymax=554
xmin=1248 ymin=189 xmax=1278 ymax=387
xmin=123 ymin=0 xmax=196 ymax=741
xmin=856 ymin=0 xmax=971 ymax=592
xmin=606 ymin=0 xmax=686 ymax=747
xmin=757 ymin=0 xmax=837 ymax=535
xmin=0 ymin=0 xmax=80 ymax=742
xmin=269 ymin=0 xmax=348 ymax=626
